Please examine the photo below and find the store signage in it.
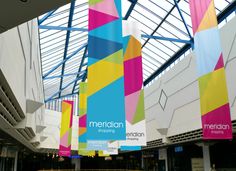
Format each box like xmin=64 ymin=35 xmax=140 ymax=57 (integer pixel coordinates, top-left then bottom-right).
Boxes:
xmin=175 ymin=146 xmax=183 ymax=153
xmin=191 ymin=158 xmax=204 ymax=171
xmin=159 ymin=149 xmax=167 ymax=160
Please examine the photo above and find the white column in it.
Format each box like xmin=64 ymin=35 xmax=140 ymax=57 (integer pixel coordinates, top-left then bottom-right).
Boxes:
xmin=14 ymin=151 xmax=18 ymax=171
xmin=141 ymin=156 xmax=144 ymax=169
xmin=202 ymin=145 xmax=211 ymax=171
xmin=72 ymin=158 xmax=81 ymax=170
xmin=159 ymin=148 xmax=168 ymax=171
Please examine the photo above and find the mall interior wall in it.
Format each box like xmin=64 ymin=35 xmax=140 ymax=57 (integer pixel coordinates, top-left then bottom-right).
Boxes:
xmin=0 ymin=18 xmax=45 ymax=151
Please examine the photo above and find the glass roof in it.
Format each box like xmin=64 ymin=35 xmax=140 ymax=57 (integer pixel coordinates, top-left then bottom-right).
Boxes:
xmin=38 ymin=0 xmax=235 ymax=102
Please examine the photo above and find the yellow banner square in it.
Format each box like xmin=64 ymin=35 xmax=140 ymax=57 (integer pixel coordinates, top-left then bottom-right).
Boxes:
xmin=199 ymin=68 xmax=229 ymax=115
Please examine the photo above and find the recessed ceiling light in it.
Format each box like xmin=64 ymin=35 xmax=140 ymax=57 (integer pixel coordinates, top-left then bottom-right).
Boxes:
xmin=19 ymin=0 xmax=30 ymax=3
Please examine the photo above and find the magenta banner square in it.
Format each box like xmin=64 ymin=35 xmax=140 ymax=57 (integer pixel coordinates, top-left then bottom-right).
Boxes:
xmin=124 ymin=56 xmax=143 ymax=96
xmin=202 ymin=103 xmax=232 ymax=139
xmin=79 ymin=114 xmax=87 ymax=128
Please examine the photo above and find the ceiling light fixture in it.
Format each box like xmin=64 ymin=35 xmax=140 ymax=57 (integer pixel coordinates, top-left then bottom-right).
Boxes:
xmin=19 ymin=0 xmax=30 ymax=3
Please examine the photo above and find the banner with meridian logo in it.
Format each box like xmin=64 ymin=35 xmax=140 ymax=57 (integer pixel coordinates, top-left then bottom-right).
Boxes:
xmin=59 ymin=100 xmax=73 ymax=157
xmin=87 ymin=140 xmax=108 ymax=151
xmin=120 ymin=21 xmax=147 ymax=146
xmin=103 ymin=141 xmax=119 ymax=155
xmin=189 ymin=0 xmax=232 ymax=139
xmin=87 ymin=0 xmax=126 ymax=140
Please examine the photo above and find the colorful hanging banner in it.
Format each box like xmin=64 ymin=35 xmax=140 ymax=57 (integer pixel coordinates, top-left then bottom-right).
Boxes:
xmin=78 ymin=150 xmax=95 ymax=157
xmin=120 ymin=21 xmax=147 ymax=146
xmin=78 ymin=82 xmax=88 ymax=150
xmin=103 ymin=141 xmax=119 ymax=155
xmin=98 ymin=151 xmax=110 ymax=157
xmin=103 ymin=149 xmax=118 ymax=155
xmin=59 ymin=100 xmax=73 ymax=156
xmin=120 ymin=146 xmax=141 ymax=151
xmin=87 ymin=140 xmax=108 ymax=150
xmin=189 ymin=0 xmax=232 ymax=139
xmin=78 ymin=83 xmax=108 ymax=152
xmin=87 ymin=0 xmax=126 ymax=140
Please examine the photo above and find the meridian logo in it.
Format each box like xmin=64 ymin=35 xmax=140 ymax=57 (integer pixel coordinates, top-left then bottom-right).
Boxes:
xmin=89 ymin=121 xmax=124 ymax=128
xmin=204 ymin=124 xmax=230 ymax=130
xmin=126 ymin=132 xmax=145 ymax=137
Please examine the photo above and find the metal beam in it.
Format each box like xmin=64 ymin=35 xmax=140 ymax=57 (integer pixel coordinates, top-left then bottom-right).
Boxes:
xmin=217 ymin=0 xmax=236 ymax=23
xmin=42 ymin=43 xmax=87 ymax=79
xmin=144 ymin=1 xmax=236 ymax=86
xmin=38 ymin=9 xmax=57 ymax=25
xmin=173 ymin=0 xmax=192 ymax=39
xmin=58 ymin=0 xmax=75 ymax=98
xmin=72 ymin=45 xmax=88 ymax=93
xmin=46 ymin=92 xmax=79 ymax=103
xmin=123 ymin=0 xmax=138 ymax=20
xmin=82 ymin=69 xmax=87 ymax=82
xmin=45 ymin=75 xmax=82 ymax=102
xmin=44 ymin=71 xmax=86 ymax=80
xmin=142 ymin=35 xmax=192 ymax=44
xmin=38 ymin=25 xmax=88 ymax=32
xmin=142 ymin=0 xmax=180 ymax=48
xmin=144 ymin=43 xmax=191 ymax=86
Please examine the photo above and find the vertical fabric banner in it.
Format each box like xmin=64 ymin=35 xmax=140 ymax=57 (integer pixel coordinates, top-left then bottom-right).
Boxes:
xmin=59 ymin=100 xmax=73 ymax=156
xmin=120 ymin=146 xmax=141 ymax=151
xmin=87 ymin=140 xmax=108 ymax=150
xmin=87 ymin=0 xmax=126 ymax=140
xmin=103 ymin=141 xmax=119 ymax=155
xmin=120 ymin=21 xmax=147 ymax=146
xmin=189 ymin=0 xmax=232 ymax=139
xmin=98 ymin=151 xmax=110 ymax=157
xmin=78 ymin=82 xmax=88 ymax=150
xmin=78 ymin=83 xmax=96 ymax=156
xmin=78 ymin=150 xmax=95 ymax=157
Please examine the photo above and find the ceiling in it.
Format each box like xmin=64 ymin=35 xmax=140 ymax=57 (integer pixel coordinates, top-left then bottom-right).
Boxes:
xmin=0 ymin=0 xmax=72 ymax=33
xmin=38 ymin=0 xmax=236 ymax=103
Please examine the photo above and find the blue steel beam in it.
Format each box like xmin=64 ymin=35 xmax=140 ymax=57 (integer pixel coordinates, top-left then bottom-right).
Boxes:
xmin=217 ymin=0 xmax=236 ymax=23
xmin=46 ymin=92 xmax=79 ymax=103
xmin=82 ymin=62 xmax=88 ymax=67
xmin=45 ymin=75 xmax=83 ymax=102
xmin=59 ymin=0 xmax=76 ymax=98
xmin=44 ymin=70 xmax=86 ymax=80
xmin=38 ymin=9 xmax=57 ymax=25
xmin=38 ymin=25 xmax=88 ymax=32
xmin=39 ymin=24 xmax=191 ymax=45
xmin=72 ymin=45 xmax=88 ymax=93
xmin=142 ymin=0 xmax=181 ymax=48
xmin=144 ymin=1 xmax=236 ymax=85
xmin=82 ymin=69 xmax=87 ymax=82
xmin=123 ymin=0 xmax=138 ymax=20
xmin=142 ymin=35 xmax=192 ymax=44
xmin=144 ymin=43 xmax=191 ymax=86
xmin=173 ymin=0 xmax=192 ymax=39
xmin=42 ymin=43 xmax=87 ymax=79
